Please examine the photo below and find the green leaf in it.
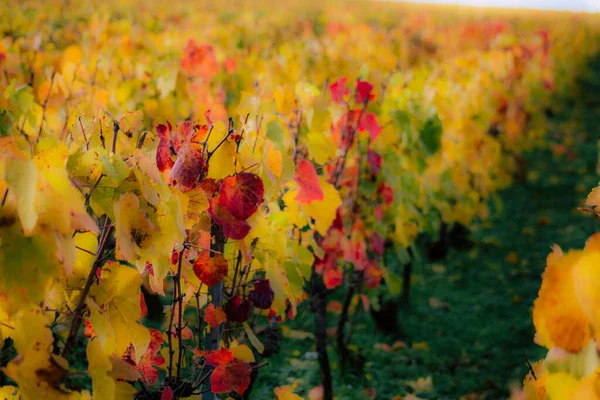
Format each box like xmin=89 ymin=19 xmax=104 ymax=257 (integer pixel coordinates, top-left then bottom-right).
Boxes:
xmin=383 ymin=267 xmax=403 ymax=296
xmin=420 ymin=114 xmax=443 ymax=155
xmin=6 ymin=83 xmax=34 ymax=115
xmin=391 ymin=110 xmax=411 ymax=131
xmin=266 ymin=120 xmax=285 ymax=149
xmin=0 ymin=109 xmax=14 ymax=137
xmin=99 ymin=149 xmax=130 ymax=184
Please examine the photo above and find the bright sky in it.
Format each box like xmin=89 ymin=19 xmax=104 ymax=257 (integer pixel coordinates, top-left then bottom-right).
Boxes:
xmin=403 ymin=0 xmax=600 ymax=12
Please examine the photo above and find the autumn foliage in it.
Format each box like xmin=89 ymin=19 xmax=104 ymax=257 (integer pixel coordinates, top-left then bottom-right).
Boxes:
xmin=0 ymin=0 xmax=599 ymax=399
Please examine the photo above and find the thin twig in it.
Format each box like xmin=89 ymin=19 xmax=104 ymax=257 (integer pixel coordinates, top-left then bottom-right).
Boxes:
xmin=61 ymin=219 xmax=114 ymax=358
xmin=0 ymin=322 xmax=14 ymax=330
xmin=75 ymin=246 xmax=96 ymax=256
xmin=85 ymin=174 xmax=104 ymax=208
xmin=524 ymin=352 xmax=537 ymax=380
xmin=111 ymin=120 xmax=119 ymax=154
xmin=78 ymin=117 xmax=90 ymax=151
xmin=37 ymin=71 xmax=56 ymax=139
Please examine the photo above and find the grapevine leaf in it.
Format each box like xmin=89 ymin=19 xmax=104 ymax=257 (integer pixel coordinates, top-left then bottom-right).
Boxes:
xmin=294 ymin=160 xmax=324 ymax=204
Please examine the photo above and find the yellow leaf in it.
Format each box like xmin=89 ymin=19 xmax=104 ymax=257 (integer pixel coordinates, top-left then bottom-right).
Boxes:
xmin=113 ymin=193 xmax=159 ymax=263
xmin=274 ymin=385 xmax=304 ymax=400
xmin=305 ymin=132 xmax=336 ymax=165
xmin=230 ymin=340 xmax=255 ymax=363
xmin=0 ymin=386 xmax=20 ymax=399
xmin=89 ymin=262 xmax=150 ymax=363
xmin=533 ymin=248 xmax=591 ymax=352
xmin=5 ymin=308 xmax=70 ymax=399
xmin=281 ymin=326 xmax=315 ymax=340
xmin=5 ymin=157 xmax=38 ymax=235
xmin=406 ymin=376 xmax=433 ymax=392
xmin=572 ymin=251 xmax=600 ymax=335
xmin=546 ymin=372 xmax=579 ymax=400
xmin=87 ymin=339 xmax=116 ymax=400
xmin=586 ymin=187 xmax=600 ymax=208
xmin=63 ymin=45 xmax=82 ymax=65
xmin=301 ymin=178 xmax=342 ymax=235
xmin=243 ymin=321 xmax=264 ymax=354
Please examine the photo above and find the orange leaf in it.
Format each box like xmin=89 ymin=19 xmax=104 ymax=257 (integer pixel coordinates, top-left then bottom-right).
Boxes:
xmin=204 ymin=304 xmax=227 ymax=328
xmin=206 ymin=348 xmax=234 ymax=366
xmin=84 ymin=320 xmax=96 ymax=339
xmin=181 ymin=40 xmax=219 ymax=79
xmin=294 ymin=160 xmax=324 ymax=204
xmin=210 ymin=358 xmax=251 ymax=395
xmin=193 ymin=251 xmax=228 ymax=287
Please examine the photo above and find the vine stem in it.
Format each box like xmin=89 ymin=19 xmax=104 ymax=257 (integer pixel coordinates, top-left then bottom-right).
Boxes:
xmin=176 ymin=246 xmax=186 ymax=382
xmin=202 ymin=223 xmax=225 ymax=400
xmin=167 ymin=246 xmax=185 ymax=382
xmin=335 ymin=271 xmax=358 ymax=367
xmin=309 ymin=268 xmax=333 ymax=400
xmin=61 ymin=219 xmax=114 ymax=358
xmin=307 ymin=90 xmax=371 ymax=400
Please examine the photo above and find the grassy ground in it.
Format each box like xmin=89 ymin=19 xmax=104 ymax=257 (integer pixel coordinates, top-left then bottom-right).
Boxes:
xmin=252 ymin=59 xmax=600 ymax=399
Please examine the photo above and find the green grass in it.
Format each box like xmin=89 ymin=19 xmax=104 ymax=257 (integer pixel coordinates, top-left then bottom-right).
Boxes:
xmin=251 ymin=59 xmax=600 ymax=399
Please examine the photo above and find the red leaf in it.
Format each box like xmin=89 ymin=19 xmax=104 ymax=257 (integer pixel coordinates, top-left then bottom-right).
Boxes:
xmin=200 ymin=178 xmax=220 ymax=197
xmin=209 ymin=203 xmax=252 ymax=240
xmin=268 ymin=309 xmax=283 ymax=323
xmin=206 ymin=348 xmax=234 ymax=366
xmin=205 ymin=109 xmax=213 ymax=126
xmin=144 ymin=261 xmax=155 ymax=276
xmin=168 ymin=122 xmax=209 ymax=192
xmin=84 ymin=320 xmax=96 ymax=339
xmin=140 ymin=363 xmax=159 ymax=386
xmin=210 ymin=173 xmax=264 ymax=240
xmin=316 ymin=254 xmax=342 ymax=289
xmin=294 ymin=160 xmax=324 ymax=204
xmin=224 ymin=295 xmax=251 ymax=323
xmin=329 ymin=77 xmax=349 ymax=103
xmin=181 ymin=40 xmax=220 ymax=79
xmin=344 ymin=229 xmax=368 ymax=271
xmin=367 ymin=150 xmax=382 ymax=175
xmin=210 ymin=358 xmax=252 ymax=395
xmin=216 ymin=173 xmax=264 ymax=221
xmin=140 ymin=292 xmax=148 ymax=318
xmin=204 ymin=304 xmax=227 ymax=328
xmin=156 ymin=124 xmax=174 ymax=172
xmin=249 ymin=279 xmax=275 ymax=310
xmin=193 ymin=251 xmax=229 ymax=287
xmin=378 ymin=183 xmax=394 ymax=206
xmin=161 ymin=386 xmax=173 ymax=400
xmin=331 ymin=110 xmax=361 ymax=150
xmin=359 ymin=113 xmax=382 ymax=141
xmin=374 ymin=205 xmax=383 ymax=221
xmin=371 ymin=232 xmax=385 ymax=256
xmin=365 ymin=261 xmax=384 ymax=289
xmin=324 ymin=263 xmax=343 ymax=289
xmin=169 ymin=144 xmax=206 ymax=192
xmin=135 ymin=329 xmax=165 ymax=386
xmin=223 ymin=58 xmax=238 ymax=74
xmin=356 ymin=80 xmax=374 ymax=104
xmin=170 ymin=247 xmax=179 ymax=265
